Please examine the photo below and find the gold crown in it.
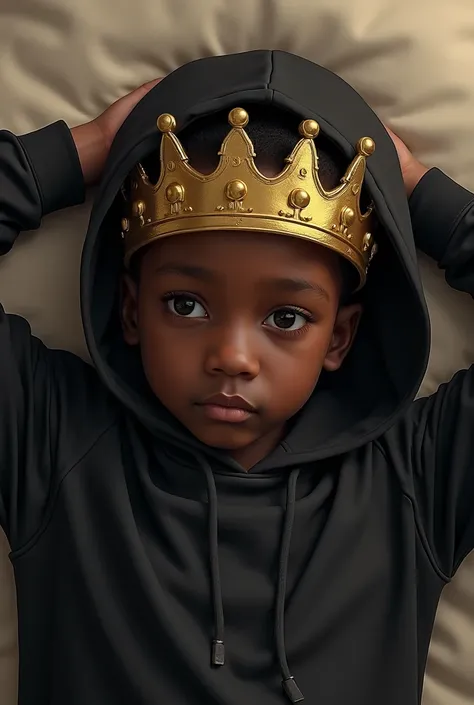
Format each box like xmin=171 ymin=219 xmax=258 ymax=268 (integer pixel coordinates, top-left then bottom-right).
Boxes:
xmin=121 ymin=107 xmax=378 ymax=289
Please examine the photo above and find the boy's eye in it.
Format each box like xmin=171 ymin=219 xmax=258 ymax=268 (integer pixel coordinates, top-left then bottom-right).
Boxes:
xmin=264 ymin=309 xmax=308 ymax=331
xmin=167 ymin=295 xmax=207 ymax=318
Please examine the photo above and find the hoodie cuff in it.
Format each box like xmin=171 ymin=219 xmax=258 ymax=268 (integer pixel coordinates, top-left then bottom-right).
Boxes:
xmin=19 ymin=121 xmax=85 ymax=217
xmin=409 ymin=167 xmax=474 ymax=264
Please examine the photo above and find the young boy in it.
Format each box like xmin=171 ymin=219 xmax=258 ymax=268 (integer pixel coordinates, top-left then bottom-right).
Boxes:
xmin=1 ymin=50 xmax=473 ymax=705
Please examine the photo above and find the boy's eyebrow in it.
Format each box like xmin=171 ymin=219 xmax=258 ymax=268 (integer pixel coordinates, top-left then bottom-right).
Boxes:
xmin=154 ymin=264 xmax=216 ymax=280
xmin=264 ymin=277 xmax=330 ymax=301
xmin=154 ymin=265 xmax=330 ymax=300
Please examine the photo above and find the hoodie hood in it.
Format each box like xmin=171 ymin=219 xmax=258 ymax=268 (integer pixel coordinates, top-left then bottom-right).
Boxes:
xmin=81 ymin=49 xmax=430 ymax=472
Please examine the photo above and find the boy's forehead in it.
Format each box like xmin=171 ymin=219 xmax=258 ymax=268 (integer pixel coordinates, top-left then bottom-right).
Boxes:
xmin=143 ymin=231 xmax=342 ymax=283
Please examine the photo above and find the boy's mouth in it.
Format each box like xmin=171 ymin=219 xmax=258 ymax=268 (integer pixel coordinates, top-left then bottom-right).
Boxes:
xmin=196 ymin=393 xmax=257 ymax=423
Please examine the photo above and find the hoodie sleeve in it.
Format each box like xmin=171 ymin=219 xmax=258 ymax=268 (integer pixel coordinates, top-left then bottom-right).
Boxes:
xmin=0 ymin=124 xmax=110 ymax=550
xmin=388 ymin=168 xmax=474 ymax=578
xmin=0 ymin=122 xmax=85 ymax=253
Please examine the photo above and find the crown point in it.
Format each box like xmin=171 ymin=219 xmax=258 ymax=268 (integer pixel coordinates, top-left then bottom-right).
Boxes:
xmin=228 ymin=108 xmax=249 ymax=128
xmin=358 ymin=137 xmax=376 ymax=156
xmin=299 ymin=119 xmax=320 ymax=139
xmin=157 ymin=113 xmax=177 ymax=133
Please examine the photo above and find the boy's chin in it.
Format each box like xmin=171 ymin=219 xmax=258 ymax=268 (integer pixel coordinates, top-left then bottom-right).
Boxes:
xmin=190 ymin=423 xmax=262 ymax=453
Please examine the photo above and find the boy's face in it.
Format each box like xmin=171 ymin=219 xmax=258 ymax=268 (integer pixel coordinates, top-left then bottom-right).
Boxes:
xmin=122 ymin=232 xmax=361 ymax=469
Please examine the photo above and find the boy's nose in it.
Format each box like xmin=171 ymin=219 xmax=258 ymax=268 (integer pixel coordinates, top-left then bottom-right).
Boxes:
xmin=205 ymin=327 xmax=260 ymax=379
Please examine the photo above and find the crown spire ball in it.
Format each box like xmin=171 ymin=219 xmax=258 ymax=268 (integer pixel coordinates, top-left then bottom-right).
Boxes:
xmin=121 ymin=107 xmax=378 ymax=290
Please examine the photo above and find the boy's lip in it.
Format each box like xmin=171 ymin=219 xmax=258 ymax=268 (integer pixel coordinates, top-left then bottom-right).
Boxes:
xmin=196 ymin=393 xmax=257 ymax=424
xmin=198 ymin=393 xmax=257 ymax=413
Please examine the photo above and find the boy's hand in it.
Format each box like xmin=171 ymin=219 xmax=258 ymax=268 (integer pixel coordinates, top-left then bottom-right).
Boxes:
xmin=384 ymin=125 xmax=429 ymax=197
xmin=72 ymin=79 xmax=162 ymax=186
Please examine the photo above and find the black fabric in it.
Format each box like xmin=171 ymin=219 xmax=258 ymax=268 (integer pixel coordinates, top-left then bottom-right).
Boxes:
xmin=410 ymin=167 xmax=474 ymax=282
xmin=0 ymin=121 xmax=83 ymax=254
xmin=19 ymin=121 xmax=85 ymax=215
xmin=1 ymin=50 xmax=474 ymax=705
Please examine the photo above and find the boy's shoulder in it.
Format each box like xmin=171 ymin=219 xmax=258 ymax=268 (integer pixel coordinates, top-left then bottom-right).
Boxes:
xmin=8 ymin=311 xmax=121 ymax=479
xmin=47 ymin=346 xmax=121 ymax=480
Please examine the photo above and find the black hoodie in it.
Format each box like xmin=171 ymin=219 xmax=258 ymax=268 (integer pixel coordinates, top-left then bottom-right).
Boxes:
xmin=1 ymin=50 xmax=474 ymax=705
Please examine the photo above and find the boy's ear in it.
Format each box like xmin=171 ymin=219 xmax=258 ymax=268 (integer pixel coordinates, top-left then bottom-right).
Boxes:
xmin=323 ymin=303 xmax=362 ymax=372
xmin=121 ymin=274 xmax=139 ymax=345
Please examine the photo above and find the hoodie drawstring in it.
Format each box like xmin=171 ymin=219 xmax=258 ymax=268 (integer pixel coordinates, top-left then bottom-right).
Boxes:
xmin=199 ymin=454 xmax=226 ymax=667
xmin=196 ymin=455 xmax=304 ymax=703
xmin=276 ymin=468 xmax=304 ymax=703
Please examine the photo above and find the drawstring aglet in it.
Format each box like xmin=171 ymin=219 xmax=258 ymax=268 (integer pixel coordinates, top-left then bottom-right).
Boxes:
xmin=211 ymin=639 xmax=225 ymax=666
xmin=282 ymin=676 xmax=304 ymax=703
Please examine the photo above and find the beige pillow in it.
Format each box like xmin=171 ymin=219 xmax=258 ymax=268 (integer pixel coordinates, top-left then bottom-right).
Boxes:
xmin=0 ymin=1 xmax=473 ymax=703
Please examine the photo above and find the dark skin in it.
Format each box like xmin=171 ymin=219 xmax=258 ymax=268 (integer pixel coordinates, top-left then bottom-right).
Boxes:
xmin=122 ymin=231 xmax=362 ymax=470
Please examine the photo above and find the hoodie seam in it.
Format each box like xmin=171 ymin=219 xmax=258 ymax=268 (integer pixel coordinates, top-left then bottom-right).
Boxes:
xmin=267 ymin=51 xmax=275 ymax=89
xmin=373 ymin=441 xmax=450 ymax=584
xmin=10 ymin=416 xmax=120 ymax=562
xmin=443 ymin=197 xmax=474 ymax=256
xmin=16 ymin=134 xmax=45 ymax=213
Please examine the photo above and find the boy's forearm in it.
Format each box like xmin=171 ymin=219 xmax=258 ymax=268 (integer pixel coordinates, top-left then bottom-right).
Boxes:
xmin=409 ymin=168 xmax=474 ymax=295
xmin=71 ymin=121 xmax=109 ymax=187
xmin=385 ymin=125 xmax=474 ymax=294
xmin=0 ymin=123 xmax=85 ymax=254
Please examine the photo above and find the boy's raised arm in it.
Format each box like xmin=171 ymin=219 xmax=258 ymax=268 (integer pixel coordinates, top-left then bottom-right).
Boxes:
xmin=0 ymin=79 xmax=161 ymax=550
xmin=0 ymin=119 xmax=88 ymax=548
xmin=385 ymin=128 xmax=474 ymax=579
xmin=0 ymin=121 xmax=84 ymax=253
